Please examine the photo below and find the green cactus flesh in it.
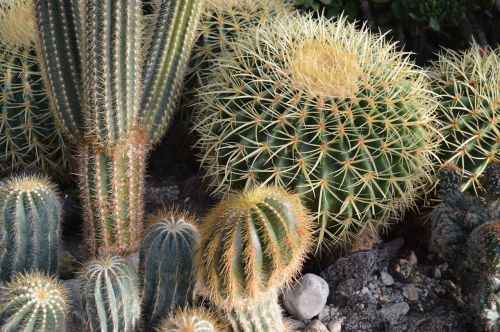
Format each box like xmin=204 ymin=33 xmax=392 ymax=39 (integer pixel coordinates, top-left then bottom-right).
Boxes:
xmin=194 ymin=14 xmax=440 ymax=249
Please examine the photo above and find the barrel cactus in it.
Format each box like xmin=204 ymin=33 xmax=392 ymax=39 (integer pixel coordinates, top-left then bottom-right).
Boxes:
xmin=0 ymin=175 xmax=61 ymax=282
xmin=193 ymin=14 xmax=440 ymax=248
xmin=80 ymin=255 xmax=141 ymax=332
xmin=0 ymin=0 xmax=70 ymax=176
xmin=0 ymin=272 xmax=68 ymax=332
xmin=430 ymin=45 xmax=499 ymax=193
xmin=139 ymin=209 xmax=199 ymax=329
xmin=157 ymin=307 xmax=221 ymax=332
xmin=225 ymin=293 xmax=283 ymax=332
xmin=34 ymin=0 xmax=204 ymax=255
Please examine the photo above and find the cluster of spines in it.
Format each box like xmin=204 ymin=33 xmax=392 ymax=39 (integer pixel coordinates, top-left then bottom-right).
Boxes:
xmin=0 ymin=175 xmax=61 ymax=282
xmin=80 ymin=255 xmax=141 ymax=332
xmin=139 ymin=209 xmax=199 ymax=330
xmin=157 ymin=307 xmax=220 ymax=332
xmin=193 ymin=13 xmax=440 ymax=249
xmin=0 ymin=272 xmax=68 ymax=332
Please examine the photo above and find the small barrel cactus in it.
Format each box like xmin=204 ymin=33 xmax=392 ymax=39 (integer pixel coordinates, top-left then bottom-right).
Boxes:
xmin=430 ymin=45 xmax=499 ymax=193
xmin=225 ymin=293 xmax=283 ymax=332
xmin=139 ymin=209 xmax=199 ymax=329
xmin=80 ymin=255 xmax=141 ymax=332
xmin=196 ymin=186 xmax=313 ymax=307
xmin=194 ymin=13 xmax=440 ymax=249
xmin=0 ymin=272 xmax=68 ymax=332
xmin=157 ymin=307 xmax=221 ymax=332
xmin=0 ymin=0 xmax=71 ymax=176
xmin=0 ymin=175 xmax=61 ymax=281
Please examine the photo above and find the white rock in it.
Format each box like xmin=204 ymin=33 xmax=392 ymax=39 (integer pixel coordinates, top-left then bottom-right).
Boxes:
xmin=327 ymin=319 xmax=343 ymax=332
xmin=305 ymin=319 xmax=328 ymax=332
xmin=284 ymin=317 xmax=307 ymax=330
xmin=382 ymin=302 xmax=410 ymax=316
xmin=402 ymin=285 xmax=419 ymax=301
xmin=282 ymin=274 xmax=329 ymax=320
xmin=317 ymin=305 xmax=331 ymax=322
xmin=380 ymin=271 xmax=394 ymax=286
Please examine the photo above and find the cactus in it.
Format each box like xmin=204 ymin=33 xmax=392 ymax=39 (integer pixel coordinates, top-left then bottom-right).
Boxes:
xmin=80 ymin=255 xmax=141 ymax=332
xmin=468 ymin=221 xmax=500 ymax=331
xmin=430 ymin=45 xmax=500 ymax=193
xmin=34 ymin=0 xmax=204 ymax=255
xmin=157 ymin=307 xmax=221 ymax=332
xmin=0 ymin=0 xmax=71 ymax=176
xmin=0 ymin=272 xmax=68 ymax=332
xmin=0 ymin=175 xmax=61 ymax=282
xmin=224 ymin=293 xmax=283 ymax=332
xmin=193 ymin=13 xmax=440 ymax=249
xmin=397 ymin=0 xmax=464 ymax=31
xmin=139 ymin=209 xmax=199 ymax=329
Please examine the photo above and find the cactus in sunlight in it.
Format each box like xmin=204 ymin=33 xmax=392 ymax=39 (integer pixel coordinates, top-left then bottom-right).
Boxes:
xmin=139 ymin=209 xmax=199 ymax=330
xmin=80 ymin=255 xmax=141 ymax=332
xmin=0 ymin=175 xmax=61 ymax=282
xmin=34 ymin=0 xmax=204 ymax=255
xmin=430 ymin=45 xmax=499 ymax=193
xmin=157 ymin=307 xmax=221 ymax=332
xmin=193 ymin=14 xmax=441 ymax=249
xmin=0 ymin=272 xmax=69 ymax=332
xmin=0 ymin=0 xmax=71 ymax=176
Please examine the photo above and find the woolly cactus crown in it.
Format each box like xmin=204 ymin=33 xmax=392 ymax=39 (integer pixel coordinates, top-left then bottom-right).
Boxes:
xmin=194 ymin=14 xmax=440 ymax=248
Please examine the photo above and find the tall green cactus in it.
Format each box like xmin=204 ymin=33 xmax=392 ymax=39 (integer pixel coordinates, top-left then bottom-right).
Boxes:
xmin=0 ymin=272 xmax=69 ymax=332
xmin=0 ymin=175 xmax=61 ymax=282
xmin=33 ymin=0 xmax=204 ymax=255
xmin=139 ymin=209 xmax=199 ymax=329
xmin=0 ymin=0 xmax=71 ymax=176
xmin=80 ymin=255 xmax=141 ymax=332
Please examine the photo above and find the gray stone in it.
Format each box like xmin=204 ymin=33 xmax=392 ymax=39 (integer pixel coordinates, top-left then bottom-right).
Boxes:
xmin=381 ymin=271 xmax=395 ymax=286
xmin=284 ymin=317 xmax=307 ymax=330
xmin=282 ymin=274 xmax=329 ymax=320
xmin=382 ymin=302 xmax=410 ymax=316
xmin=327 ymin=319 xmax=343 ymax=332
xmin=318 ymin=305 xmax=331 ymax=322
xmin=305 ymin=319 xmax=329 ymax=332
xmin=403 ymin=285 xmax=419 ymax=301
xmin=433 ymin=267 xmax=442 ymax=279
xmin=408 ymin=251 xmax=418 ymax=265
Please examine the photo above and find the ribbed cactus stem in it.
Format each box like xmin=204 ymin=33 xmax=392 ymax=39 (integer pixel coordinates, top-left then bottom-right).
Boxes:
xmin=0 ymin=175 xmax=61 ymax=282
xmin=80 ymin=255 xmax=141 ymax=332
xmin=0 ymin=272 xmax=68 ymax=332
xmin=158 ymin=307 xmax=221 ymax=332
xmin=139 ymin=209 xmax=199 ymax=329
xmin=34 ymin=0 xmax=204 ymax=255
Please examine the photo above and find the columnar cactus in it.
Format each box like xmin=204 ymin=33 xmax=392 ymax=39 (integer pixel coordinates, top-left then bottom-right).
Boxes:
xmin=80 ymin=255 xmax=141 ymax=332
xmin=34 ymin=0 xmax=204 ymax=255
xmin=157 ymin=307 xmax=221 ymax=332
xmin=0 ymin=175 xmax=61 ymax=282
xmin=139 ymin=209 xmax=199 ymax=329
xmin=194 ymin=14 xmax=440 ymax=248
xmin=430 ymin=45 xmax=499 ymax=193
xmin=0 ymin=272 xmax=69 ymax=332
xmin=0 ymin=0 xmax=71 ymax=176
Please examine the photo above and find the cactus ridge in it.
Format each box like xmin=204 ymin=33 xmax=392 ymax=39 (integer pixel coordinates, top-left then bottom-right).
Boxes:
xmin=0 ymin=175 xmax=61 ymax=282
xmin=80 ymin=255 xmax=141 ymax=332
xmin=0 ymin=272 xmax=68 ymax=332
xmin=157 ymin=306 xmax=221 ymax=332
xmin=140 ymin=209 xmax=199 ymax=329
xmin=196 ymin=186 xmax=314 ymax=308
xmin=431 ymin=45 xmax=500 ymax=193
xmin=194 ymin=13 xmax=441 ymax=249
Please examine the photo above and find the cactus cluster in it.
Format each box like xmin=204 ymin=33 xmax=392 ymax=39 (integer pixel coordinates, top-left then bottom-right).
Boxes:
xmin=430 ymin=162 xmax=500 ymax=330
xmin=0 ymin=175 xmax=61 ymax=281
xmin=0 ymin=0 xmax=71 ymax=176
xmin=139 ymin=210 xmax=199 ymax=329
xmin=430 ymin=45 xmax=500 ymax=193
xmin=0 ymin=272 xmax=69 ymax=332
xmin=194 ymin=13 xmax=440 ymax=249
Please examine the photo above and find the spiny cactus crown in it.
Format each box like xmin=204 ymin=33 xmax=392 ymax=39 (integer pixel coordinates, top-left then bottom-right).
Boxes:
xmin=157 ymin=307 xmax=220 ymax=332
xmin=0 ymin=0 xmax=37 ymax=49
xmin=0 ymin=272 xmax=68 ymax=332
xmin=430 ymin=45 xmax=499 ymax=193
xmin=194 ymin=13 xmax=440 ymax=248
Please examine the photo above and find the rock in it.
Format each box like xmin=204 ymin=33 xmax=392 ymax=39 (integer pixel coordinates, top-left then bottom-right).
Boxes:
xmin=320 ymin=238 xmax=404 ymax=304
xmin=305 ymin=319 xmax=329 ymax=332
xmin=62 ymin=278 xmax=85 ymax=332
xmin=317 ymin=305 xmax=331 ymax=322
xmin=403 ymin=285 xmax=419 ymax=301
xmin=284 ymin=317 xmax=307 ymax=330
xmin=433 ymin=267 xmax=442 ymax=279
xmin=327 ymin=318 xmax=343 ymax=332
xmin=282 ymin=274 xmax=329 ymax=320
xmin=408 ymin=251 xmax=418 ymax=265
xmin=380 ymin=271 xmax=395 ymax=286
xmin=382 ymin=302 xmax=410 ymax=316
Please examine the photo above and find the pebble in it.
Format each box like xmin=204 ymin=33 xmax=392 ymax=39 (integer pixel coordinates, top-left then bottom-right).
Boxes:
xmin=382 ymin=302 xmax=410 ymax=316
xmin=304 ymin=319 xmax=329 ymax=332
xmin=282 ymin=274 xmax=330 ymax=320
xmin=327 ymin=319 xmax=343 ymax=332
xmin=317 ymin=305 xmax=331 ymax=322
xmin=380 ymin=271 xmax=394 ymax=286
xmin=408 ymin=251 xmax=418 ymax=265
xmin=284 ymin=317 xmax=307 ymax=330
xmin=403 ymin=284 xmax=419 ymax=301
xmin=433 ymin=267 xmax=442 ymax=279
